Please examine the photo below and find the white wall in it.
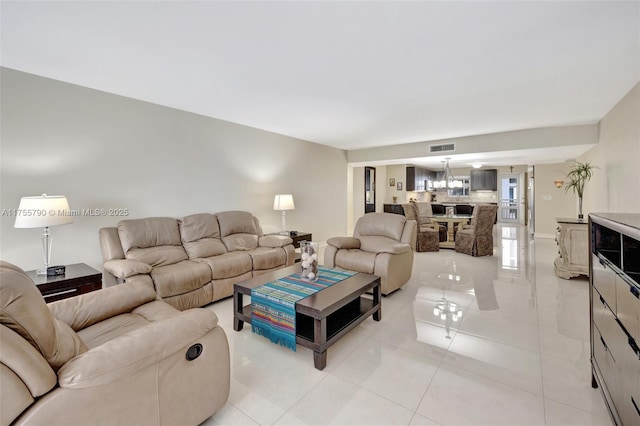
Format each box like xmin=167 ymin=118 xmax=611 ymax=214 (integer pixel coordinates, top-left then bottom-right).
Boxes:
xmin=533 ymin=78 xmax=638 ymax=238
xmin=385 ymin=164 xmax=406 ymax=203
xmin=351 ymin=166 xmax=365 ymax=230
xmin=580 ymin=82 xmax=640 ymax=215
xmin=533 ymin=163 xmax=577 ymax=237
xmin=0 ymin=68 xmax=348 ymax=271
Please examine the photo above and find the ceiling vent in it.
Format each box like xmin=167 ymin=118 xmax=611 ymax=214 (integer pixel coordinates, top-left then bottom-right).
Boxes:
xmin=429 ymin=143 xmax=456 ymax=153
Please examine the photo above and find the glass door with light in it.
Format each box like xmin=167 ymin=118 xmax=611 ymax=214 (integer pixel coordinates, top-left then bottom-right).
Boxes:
xmin=498 ymin=174 xmax=522 ymax=223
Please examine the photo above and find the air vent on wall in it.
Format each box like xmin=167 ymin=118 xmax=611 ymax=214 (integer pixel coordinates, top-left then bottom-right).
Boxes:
xmin=429 ymin=143 xmax=456 ymax=153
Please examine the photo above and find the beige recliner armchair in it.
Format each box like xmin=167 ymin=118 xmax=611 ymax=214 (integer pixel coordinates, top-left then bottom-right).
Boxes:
xmin=324 ymin=213 xmax=416 ymax=295
xmin=0 ymin=261 xmax=230 ymax=426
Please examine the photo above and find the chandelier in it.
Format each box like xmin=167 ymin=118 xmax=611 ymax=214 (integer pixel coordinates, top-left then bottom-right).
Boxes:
xmin=433 ymin=297 xmax=463 ymax=339
xmin=433 ymin=298 xmax=463 ymax=321
xmin=433 ymin=157 xmax=463 ymax=189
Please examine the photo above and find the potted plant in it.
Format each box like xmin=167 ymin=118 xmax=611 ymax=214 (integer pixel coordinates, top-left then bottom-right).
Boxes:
xmin=564 ymin=161 xmax=598 ymax=220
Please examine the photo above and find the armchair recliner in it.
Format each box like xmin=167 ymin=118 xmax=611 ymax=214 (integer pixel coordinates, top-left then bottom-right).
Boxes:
xmin=0 ymin=261 xmax=230 ymax=426
xmin=324 ymin=213 xmax=416 ymax=295
xmin=454 ymin=204 xmax=499 ymax=256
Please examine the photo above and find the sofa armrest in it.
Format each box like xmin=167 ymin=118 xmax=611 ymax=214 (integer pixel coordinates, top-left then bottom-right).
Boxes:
xmin=104 ymin=259 xmax=152 ymax=279
xmin=99 ymin=227 xmax=125 ymax=261
xmin=258 ymin=235 xmax=293 ymax=248
xmin=400 ymin=220 xmax=417 ymax=246
xmin=379 ymin=243 xmax=412 ymax=255
xmin=326 ymin=237 xmax=361 ymax=250
xmin=48 ymin=281 xmax=157 ymax=331
xmin=57 ymin=309 xmax=219 ymax=389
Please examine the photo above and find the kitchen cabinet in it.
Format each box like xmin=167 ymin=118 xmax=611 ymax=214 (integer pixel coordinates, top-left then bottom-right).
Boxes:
xmin=384 ymin=204 xmax=404 ymax=215
xmin=470 ymin=169 xmax=497 ymax=191
xmin=589 ymin=213 xmax=640 ymax=426
xmin=406 ymin=166 xmax=435 ymax=192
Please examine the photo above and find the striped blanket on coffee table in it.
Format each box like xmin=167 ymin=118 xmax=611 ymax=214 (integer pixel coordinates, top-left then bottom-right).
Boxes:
xmin=251 ymin=267 xmax=356 ymax=351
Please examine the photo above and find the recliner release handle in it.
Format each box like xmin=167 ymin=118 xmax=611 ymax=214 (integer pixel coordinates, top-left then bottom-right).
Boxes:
xmin=186 ymin=343 xmax=203 ymax=361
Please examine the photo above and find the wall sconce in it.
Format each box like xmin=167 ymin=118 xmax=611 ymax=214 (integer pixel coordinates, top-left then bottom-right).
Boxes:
xmin=554 ymin=180 xmax=564 ymax=188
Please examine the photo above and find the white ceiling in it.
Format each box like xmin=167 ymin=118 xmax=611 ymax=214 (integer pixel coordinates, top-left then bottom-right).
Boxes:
xmin=1 ymin=1 xmax=638 ymax=167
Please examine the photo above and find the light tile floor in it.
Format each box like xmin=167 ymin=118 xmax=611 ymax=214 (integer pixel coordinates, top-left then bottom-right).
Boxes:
xmin=202 ymin=224 xmax=613 ymax=426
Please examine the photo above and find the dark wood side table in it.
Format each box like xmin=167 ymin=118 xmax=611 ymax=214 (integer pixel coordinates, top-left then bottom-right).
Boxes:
xmin=285 ymin=232 xmax=312 ymax=263
xmin=268 ymin=232 xmax=312 ymax=263
xmin=268 ymin=231 xmax=312 ymax=248
xmin=287 ymin=232 xmax=312 ymax=248
xmin=25 ymin=263 xmax=102 ymax=303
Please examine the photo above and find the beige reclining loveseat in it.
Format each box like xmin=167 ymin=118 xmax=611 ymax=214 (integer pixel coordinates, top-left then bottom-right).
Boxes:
xmin=0 ymin=261 xmax=230 ymax=425
xmin=324 ymin=212 xmax=416 ymax=295
xmin=99 ymin=211 xmax=295 ymax=310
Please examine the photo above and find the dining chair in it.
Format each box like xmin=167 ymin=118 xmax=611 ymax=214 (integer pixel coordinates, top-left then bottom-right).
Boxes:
xmin=454 ymin=204 xmax=499 ymax=256
xmin=402 ymin=203 xmax=439 ymax=252
xmin=411 ymin=202 xmax=447 ymax=242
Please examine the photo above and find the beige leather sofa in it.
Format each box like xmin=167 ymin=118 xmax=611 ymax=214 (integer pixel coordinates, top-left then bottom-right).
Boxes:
xmin=0 ymin=261 xmax=230 ymax=426
xmin=100 ymin=211 xmax=295 ymax=310
xmin=324 ymin=213 xmax=416 ymax=295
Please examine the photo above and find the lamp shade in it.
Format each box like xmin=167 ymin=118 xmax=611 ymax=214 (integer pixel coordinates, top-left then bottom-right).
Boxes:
xmin=14 ymin=194 xmax=73 ymax=228
xmin=273 ymin=194 xmax=295 ymax=211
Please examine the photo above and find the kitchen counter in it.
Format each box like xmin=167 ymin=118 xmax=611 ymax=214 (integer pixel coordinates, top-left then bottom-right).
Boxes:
xmin=383 ymin=204 xmax=404 ymax=215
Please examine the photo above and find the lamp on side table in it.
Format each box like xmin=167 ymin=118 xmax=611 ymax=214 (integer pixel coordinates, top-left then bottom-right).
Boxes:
xmin=273 ymin=194 xmax=295 ymax=235
xmin=14 ymin=194 xmax=73 ymax=275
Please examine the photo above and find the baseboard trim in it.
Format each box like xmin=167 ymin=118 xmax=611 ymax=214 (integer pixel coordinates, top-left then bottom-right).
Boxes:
xmin=535 ymin=233 xmax=555 ymax=239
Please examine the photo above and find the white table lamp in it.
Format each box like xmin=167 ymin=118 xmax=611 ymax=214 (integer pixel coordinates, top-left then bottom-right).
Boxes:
xmin=273 ymin=194 xmax=295 ymax=235
xmin=14 ymin=194 xmax=73 ymax=275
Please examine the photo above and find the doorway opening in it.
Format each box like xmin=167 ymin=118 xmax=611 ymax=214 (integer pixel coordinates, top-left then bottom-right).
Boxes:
xmin=498 ymin=174 xmax=522 ymax=223
xmin=365 ymin=167 xmax=376 ymax=213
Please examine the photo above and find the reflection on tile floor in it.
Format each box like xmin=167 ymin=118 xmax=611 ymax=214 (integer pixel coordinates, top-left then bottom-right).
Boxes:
xmin=203 ymin=224 xmax=613 ymax=426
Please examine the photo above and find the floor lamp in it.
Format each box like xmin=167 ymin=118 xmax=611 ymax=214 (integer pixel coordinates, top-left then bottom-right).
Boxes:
xmin=14 ymin=194 xmax=73 ymax=275
xmin=273 ymin=194 xmax=295 ymax=235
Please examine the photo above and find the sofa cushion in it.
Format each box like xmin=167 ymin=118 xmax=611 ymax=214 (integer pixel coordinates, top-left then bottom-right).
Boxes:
xmin=118 ymin=217 xmax=182 ymax=251
xmin=126 ymin=246 xmax=189 ymax=268
xmin=258 ymin=235 xmax=293 ymax=248
xmin=216 ymin=211 xmax=258 ymax=237
xmin=334 ymin=250 xmax=376 ymax=274
xmin=358 ymin=236 xmax=412 ymax=254
xmin=222 ymin=234 xmax=259 ymax=251
xmin=150 ymin=261 xmax=212 ymax=299
xmin=354 ymin=213 xmax=406 ymax=241
xmin=179 ymin=214 xmax=228 ymax=259
xmin=0 ymin=262 xmax=87 ymax=370
xmin=118 ymin=218 xmax=188 ymax=267
xmin=247 ymin=247 xmax=287 ymax=271
xmin=77 ymin=313 xmax=150 ymax=349
xmin=195 ymin=252 xmax=253 ymax=280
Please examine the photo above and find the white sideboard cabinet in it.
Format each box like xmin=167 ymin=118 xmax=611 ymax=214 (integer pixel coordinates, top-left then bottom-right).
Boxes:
xmin=555 ymin=218 xmax=589 ymax=279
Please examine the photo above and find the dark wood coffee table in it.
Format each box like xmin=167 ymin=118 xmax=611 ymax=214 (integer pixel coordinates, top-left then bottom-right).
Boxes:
xmin=233 ymin=264 xmax=381 ymax=370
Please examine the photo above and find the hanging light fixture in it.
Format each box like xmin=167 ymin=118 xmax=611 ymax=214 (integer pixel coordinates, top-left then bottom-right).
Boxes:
xmin=433 ymin=158 xmax=463 ymax=189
